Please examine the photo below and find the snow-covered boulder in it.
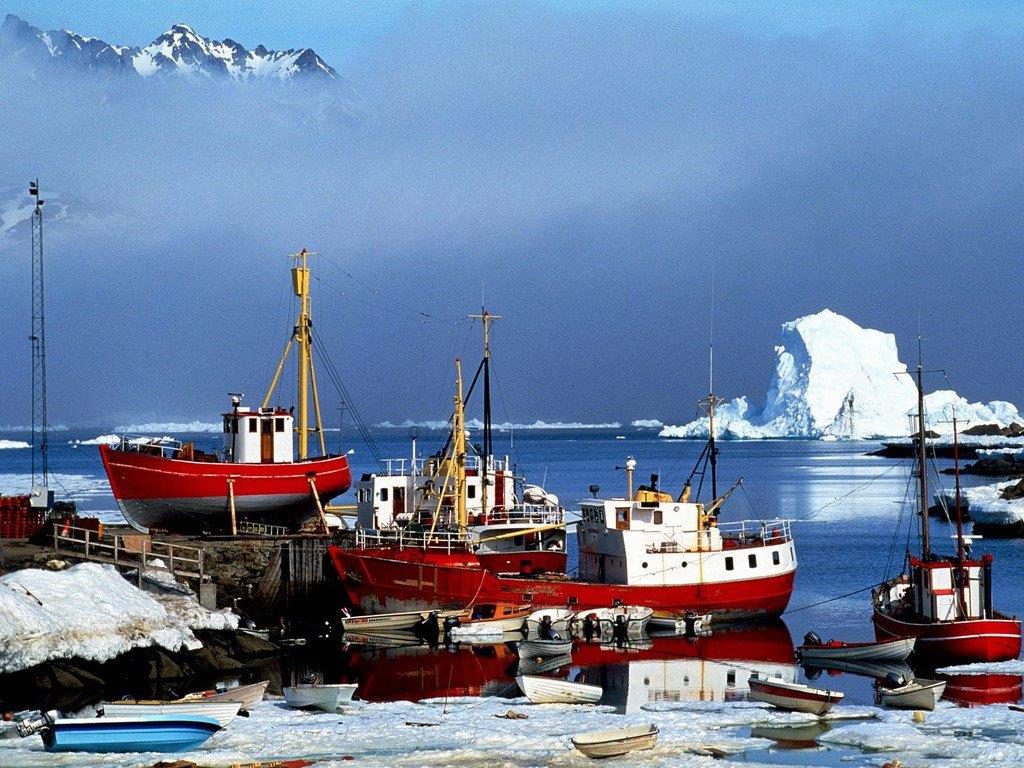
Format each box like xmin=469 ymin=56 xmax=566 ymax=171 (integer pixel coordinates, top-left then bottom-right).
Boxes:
xmin=0 ymin=562 xmax=236 ymax=674
xmin=661 ymin=309 xmax=1021 ymax=440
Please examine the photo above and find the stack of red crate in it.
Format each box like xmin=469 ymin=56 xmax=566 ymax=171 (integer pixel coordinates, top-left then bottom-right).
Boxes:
xmin=0 ymin=495 xmax=46 ymax=539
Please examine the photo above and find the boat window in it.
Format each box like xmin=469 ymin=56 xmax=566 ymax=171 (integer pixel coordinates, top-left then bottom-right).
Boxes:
xmin=261 ymin=419 xmax=272 ymax=434
xmin=275 ymin=418 xmax=285 ymax=432
xmin=748 ymin=553 xmax=757 ymax=568
xmin=727 ymin=670 xmax=736 ymax=686
xmin=653 ymin=509 xmax=663 ymax=524
xmin=223 ymin=417 xmax=231 ymax=433
xmin=725 ymin=556 xmax=733 ymax=571
xmin=468 ymin=485 xmax=476 ymax=499
xmin=248 ymin=419 xmax=257 ymax=433
xmin=380 ymin=487 xmax=389 ymax=501
xmin=772 ymin=551 xmax=780 ymax=565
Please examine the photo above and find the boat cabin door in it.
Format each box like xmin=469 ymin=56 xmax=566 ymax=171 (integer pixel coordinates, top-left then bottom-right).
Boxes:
xmin=261 ymin=418 xmax=274 ymax=463
xmin=393 ymin=486 xmax=405 ymax=518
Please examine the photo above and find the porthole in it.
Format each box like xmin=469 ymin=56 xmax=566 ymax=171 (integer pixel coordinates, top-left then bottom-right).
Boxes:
xmin=681 ymin=560 xmax=688 ymax=568
xmin=642 ymin=561 xmax=649 ymax=569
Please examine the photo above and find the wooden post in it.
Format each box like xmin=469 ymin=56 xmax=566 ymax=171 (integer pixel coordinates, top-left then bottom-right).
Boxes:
xmin=227 ymin=478 xmax=238 ymax=537
xmin=308 ymin=475 xmax=330 ymax=535
xmin=114 ymin=536 xmax=119 ymax=565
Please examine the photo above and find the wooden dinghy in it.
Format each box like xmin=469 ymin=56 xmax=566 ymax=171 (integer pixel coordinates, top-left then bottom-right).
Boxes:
xmin=341 ymin=608 xmax=465 ymax=633
xmin=797 ymin=632 xmax=916 ymax=663
xmin=878 ymin=676 xmax=946 ymax=711
xmin=571 ymin=723 xmax=658 ymax=758
xmin=177 ymin=680 xmax=269 ymax=712
xmin=747 ymin=674 xmax=844 ymax=716
xmin=100 ymin=700 xmax=241 ymax=729
xmin=516 ymin=675 xmax=602 ymax=704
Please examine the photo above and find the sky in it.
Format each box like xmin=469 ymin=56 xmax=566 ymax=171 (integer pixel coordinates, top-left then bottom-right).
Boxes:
xmin=1 ymin=2 xmax=1023 ymax=429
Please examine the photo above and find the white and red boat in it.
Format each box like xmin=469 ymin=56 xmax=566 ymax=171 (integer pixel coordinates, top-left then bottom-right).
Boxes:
xmin=100 ymin=250 xmax=352 ymax=534
xmin=747 ymin=673 xmax=843 ymax=715
xmin=350 ymin=310 xmax=567 ymax=576
xmin=872 ymin=361 xmax=1022 ymax=664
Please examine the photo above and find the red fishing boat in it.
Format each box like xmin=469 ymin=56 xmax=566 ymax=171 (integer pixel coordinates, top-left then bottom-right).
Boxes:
xmin=99 ymin=250 xmax=352 ymax=534
xmin=872 ymin=357 xmax=1022 ymax=664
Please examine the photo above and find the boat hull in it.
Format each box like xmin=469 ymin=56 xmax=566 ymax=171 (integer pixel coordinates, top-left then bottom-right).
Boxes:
xmin=42 ymin=715 xmax=220 ymax=753
xmin=283 ymin=684 xmax=357 ymax=712
xmin=100 ymin=700 xmax=241 ymax=728
xmin=328 ymin=546 xmax=795 ymax=619
xmin=798 ymin=637 xmax=915 ymax=663
xmin=879 ymin=679 xmax=946 ymax=711
xmin=571 ymin=725 xmax=658 ymax=758
xmin=99 ymin=444 xmax=351 ymax=533
xmin=517 ymin=675 xmax=602 ymax=704
xmin=748 ymin=677 xmax=842 ymax=715
xmin=872 ymin=608 xmax=1022 ymax=664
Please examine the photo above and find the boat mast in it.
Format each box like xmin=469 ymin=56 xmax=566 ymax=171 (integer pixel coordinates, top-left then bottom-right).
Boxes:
xmin=29 ymin=180 xmax=48 ymax=490
xmin=469 ymin=308 xmax=500 ymax=504
xmin=707 ymin=342 xmax=719 ymax=500
xmin=262 ymin=248 xmax=326 ymax=459
xmin=952 ymin=412 xmax=966 ymax=562
xmin=915 ymin=341 xmax=930 ymax=558
xmin=453 ymin=358 xmax=468 ymax=529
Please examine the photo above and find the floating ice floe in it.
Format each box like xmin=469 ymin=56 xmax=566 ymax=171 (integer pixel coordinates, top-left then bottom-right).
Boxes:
xmin=0 ymin=439 xmax=31 ymax=450
xmin=660 ymin=310 xmax=1022 ymax=441
xmin=376 ymin=418 xmax=622 ymax=431
xmin=113 ymin=420 xmax=221 ymax=433
xmin=0 ymin=562 xmax=236 ymax=675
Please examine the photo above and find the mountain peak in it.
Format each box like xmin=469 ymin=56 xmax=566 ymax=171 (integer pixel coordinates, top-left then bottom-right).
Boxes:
xmin=0 ymin=14 xmax=338 ymax=83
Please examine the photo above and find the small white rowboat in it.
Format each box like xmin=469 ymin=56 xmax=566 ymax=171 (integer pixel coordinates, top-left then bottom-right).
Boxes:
xmin=516 ymin=675 xmax=602 ymax=704
xmin=574 ymin=606 xmax=654 ymax=635
xmin=100 ymin=700 xmax=241 ymax=729
xmin=524 ymin=608 xmax=575 ymax=638
xmin=571 ymin=723 xmax=659 ymax=758
xmin=748 ymin=674 xmax=844 ymax=716
xmin=283 ymin=683 xmax=358 ymax=712
xmin=517 ymin=638 xmax=573 ymax=658
xmin=798 ymin=636 xmax=916 ymax=663
xmin=878 ymin=677 xmax=946 ymax=711
xmin=341 ymin=609 xmax=465 ymax=633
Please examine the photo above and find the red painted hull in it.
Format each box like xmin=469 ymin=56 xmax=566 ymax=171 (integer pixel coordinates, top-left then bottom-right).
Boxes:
xmin=328 ymin=545 xmax=795 ymax=618
xmin=475 ymin=549 xmax=566 ymax=575
xmin=873 ymin=608 xmax=1022 ymax=665
xmin=940 ymin=673 xmax=1023 ymax=706
xmin=99 ymin=443 xmax=351 ymax=533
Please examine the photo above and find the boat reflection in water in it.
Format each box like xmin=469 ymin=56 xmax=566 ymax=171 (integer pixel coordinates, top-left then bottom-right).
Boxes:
xmin=334 ymin=621 xmax=796 ymax=711
xmin=938 ymin=673 xmax=1023 ymax=707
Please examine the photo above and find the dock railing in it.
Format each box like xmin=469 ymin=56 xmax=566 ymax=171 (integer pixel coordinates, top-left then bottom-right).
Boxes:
xmin=53 ymin=524 xmax=207 ymax=583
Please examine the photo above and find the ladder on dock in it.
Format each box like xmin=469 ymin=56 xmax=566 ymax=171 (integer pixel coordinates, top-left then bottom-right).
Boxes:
xmin=53 ymin=524 xmax=207 ymax=585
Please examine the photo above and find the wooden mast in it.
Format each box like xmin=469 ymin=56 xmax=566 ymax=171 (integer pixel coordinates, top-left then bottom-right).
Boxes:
xmin=262 ymin=248 xmax=326 ymax=459
xmin=453 ymin=358 xmax=468 ymax=529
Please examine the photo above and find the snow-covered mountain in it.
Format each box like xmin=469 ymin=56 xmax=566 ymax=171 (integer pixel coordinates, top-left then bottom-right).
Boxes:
xmin=0 ymin=14 xmax=337 ymax=82
xmin=661 ymin=309 xmax=1022 ymax=440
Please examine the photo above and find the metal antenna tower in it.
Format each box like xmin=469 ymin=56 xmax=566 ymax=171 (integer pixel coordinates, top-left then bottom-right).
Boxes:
xmin=29 ymin=180 xmax=49 ymax=488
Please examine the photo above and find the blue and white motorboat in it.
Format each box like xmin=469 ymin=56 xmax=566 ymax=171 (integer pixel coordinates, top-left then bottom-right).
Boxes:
xmin=40 ymin=714 xmax=221 ymax=753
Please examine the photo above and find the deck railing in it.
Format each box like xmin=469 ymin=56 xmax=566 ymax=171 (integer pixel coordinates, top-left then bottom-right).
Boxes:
xmin=645 ymin=518 xmax=793 ymax=554
xmin=353 ymin=528 xmax=473 ymax=554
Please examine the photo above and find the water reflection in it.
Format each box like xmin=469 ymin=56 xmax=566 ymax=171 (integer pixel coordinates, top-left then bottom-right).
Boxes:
xmin=317 ymin=621 xmax=797 ymax=712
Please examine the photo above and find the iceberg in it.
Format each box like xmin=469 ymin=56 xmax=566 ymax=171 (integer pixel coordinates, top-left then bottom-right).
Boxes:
xmin=661 ymin=310 xmax=1022 ymax=440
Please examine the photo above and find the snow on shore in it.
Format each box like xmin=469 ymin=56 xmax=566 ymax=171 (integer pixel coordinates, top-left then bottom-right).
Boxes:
xmin=0 ymin=563 xmax=236 ymax=674
xmin=935 ymin=480 xmax=1024 ymax=528
xmin=661 ymin=310 xmax=1022 ymax=440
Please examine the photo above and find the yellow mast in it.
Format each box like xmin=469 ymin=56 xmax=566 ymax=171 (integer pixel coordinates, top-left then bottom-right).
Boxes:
xmin=262 ymin=248 xmax=326 ymax=460
xmin=453 ymin=357 xmax=468 ymax=529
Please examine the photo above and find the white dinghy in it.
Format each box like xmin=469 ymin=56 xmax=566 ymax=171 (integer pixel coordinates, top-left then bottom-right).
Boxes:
xmin=524 ymin=608 xmax=575 ymax=638
xmin=100 ymin=700 xmax=241 ymax=729
xmin=283 ymin=683 xmax=358 ymax=712
xmin=878 ymin=676 xmax=946 ymax=711
xmin=177 ymin=680 xmax=269 ymax=712
xmin=516 ymin=675 xmax=602 ymax=705
xmin=574 ymin=606 xmax=654 ymax=637
xmin=517 ymin=638 xmax=573 ymax=658
xmin=571 ymin=723 xmax=659 ymax=758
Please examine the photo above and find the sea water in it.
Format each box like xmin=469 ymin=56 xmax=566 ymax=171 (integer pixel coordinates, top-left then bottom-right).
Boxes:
xmin=2 ymin=428 xmax=1023 ymax=767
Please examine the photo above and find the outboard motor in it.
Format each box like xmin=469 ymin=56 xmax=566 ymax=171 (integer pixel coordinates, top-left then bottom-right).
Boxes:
xmin=14 ymin=710 xmax=56 ymax=739
xmin=884 ymin=672 xmax=907 ymax=689
xmin=443 ymin=615 xmax=462 ymax=636
xmin=803 ymin=631 xmax=823 ymax=646
xmin=582 ymin=614 xmax=598 ymax=642
xmin=414 ymin=611 xmax=441 ymax=646
xmin=612 ymin=614 xmax=629 ymax=645
xmin=682 ymin=611 xmax=701 ymax=637
xmin=539 ymin=615 xmax=555 ymax=640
